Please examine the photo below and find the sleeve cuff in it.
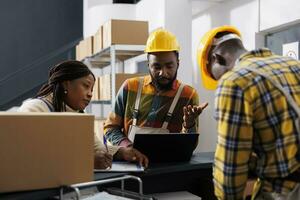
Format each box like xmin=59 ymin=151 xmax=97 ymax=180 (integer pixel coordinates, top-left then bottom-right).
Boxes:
xmin=182 ymin=122 xmax=196 ymax=133
xmin=94 ymin=132 xmax=120 ymax=155
xmin=107 ymin=145 xmax=120 ymax=155
xmin=118 ymin=138 xmax=133 ymax=147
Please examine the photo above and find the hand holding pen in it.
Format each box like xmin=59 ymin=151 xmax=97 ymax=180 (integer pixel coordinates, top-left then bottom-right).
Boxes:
xmin=103 ymin=135 xmax=109 ymax=152
xmin=94 ymin=135 xmax=112 ymax=169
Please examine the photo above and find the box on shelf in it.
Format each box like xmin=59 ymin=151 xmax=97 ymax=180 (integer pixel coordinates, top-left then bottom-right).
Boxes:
xmin=0 ymin=112 xmax=94 ymax=193
xmin=76 ymin=44 xmax=81 ymax=61
xmin=92 ymin=77 xmax=100 ymax=101
xmin=76 ymin=40 xmax=84 ymax=61
xmin=83 ymin=36 xmax=94 ymax=58
xmin=99 ymin=73 xmax=146 ymax=101
xmin=93 ymin=26 xmax=103 ymax=54
xmin=76 ymin=36 xmax=94 ymax=61
xmin=99 ymin=74 xmax=110 ymax=101
xmin=94 ymin=117 xmax=106 ymax=141
xmin=102 ymin=19 xmax=148 ymax=49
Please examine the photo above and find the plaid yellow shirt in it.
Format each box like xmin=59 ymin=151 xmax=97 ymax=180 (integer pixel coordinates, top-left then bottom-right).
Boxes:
xmin=104 ymin=75 xmax=199 ymax=145
xmin=213 ymin=48 xmax=300 ymax=199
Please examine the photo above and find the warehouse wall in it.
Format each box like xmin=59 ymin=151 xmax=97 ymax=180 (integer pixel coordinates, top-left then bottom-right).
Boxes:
xmin=83 ymin=0 xmax=136 ymax=37
xmin=165 ymin=0 xmax=193 ymax=86
xmin=136 ymin=0 xmax=165 ymax=31
xmin=259 ymin=0 xmax=300 ymax=31
xmin=0 ymin=0 xmax=83 ymax=110
xmin=192 ymin=0 xmax=300 ymax=152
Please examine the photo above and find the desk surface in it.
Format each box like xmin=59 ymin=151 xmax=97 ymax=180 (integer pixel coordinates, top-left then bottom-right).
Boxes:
xmin=141 ymin=152 xmax=214 ymax=176
xmin=96 ymin=152 xmax=216 ymax=199
xmin=0 ymin=152 xmax=214 ymax=200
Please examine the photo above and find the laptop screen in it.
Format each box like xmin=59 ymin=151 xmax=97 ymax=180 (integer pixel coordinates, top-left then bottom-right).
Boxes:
xmin=133 ymin=133 xmax=199 ymax=163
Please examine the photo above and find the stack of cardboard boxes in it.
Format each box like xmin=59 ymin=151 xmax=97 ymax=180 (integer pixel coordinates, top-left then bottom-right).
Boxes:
xmin=102 ymin=19 xmax=149 ymax=49
xmin=92 ymin=73 xmax=146 ymax=101
xmin=94 ymin=117 xmax=106 ymax=142
xmin=91 ymin=77 xmax=100 ymax=101
xmin=76 ymin=19 xmax=149 ymax=138
xmin=76 ymin=36 xmax=94 ymax=61
xmin=82 ymin=19 xmax=148 ymax=101
xmin=76 ymin=19 xmax=148 ymax=59
xmin=93 ymin=27 xmax=103 ymax=54
xmin=99 ymin=73 xmax=146 ymax=101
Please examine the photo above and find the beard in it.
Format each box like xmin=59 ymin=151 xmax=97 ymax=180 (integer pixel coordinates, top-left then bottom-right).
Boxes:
xmin=150 ymin=71 xmax=177 ymax=91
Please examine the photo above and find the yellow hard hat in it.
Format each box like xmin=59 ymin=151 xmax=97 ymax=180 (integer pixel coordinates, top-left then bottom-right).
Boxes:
xmin=197 ymin=25 xmax=241 ymax=90
xmin=145 ymin=28 xmax=180 ymax=53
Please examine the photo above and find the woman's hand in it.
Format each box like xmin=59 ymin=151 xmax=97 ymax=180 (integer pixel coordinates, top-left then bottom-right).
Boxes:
xmin=115 ymin=147 xmax=149 ymax=168
xmin=94 ymin=150 xmax=113 ymax=169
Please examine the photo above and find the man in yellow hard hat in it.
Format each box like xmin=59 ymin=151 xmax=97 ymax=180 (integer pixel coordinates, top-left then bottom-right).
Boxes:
xmin=198 ymin=25 xmax=300 ymax=199
xmin=104 ymin=28 xmax=208 ymax=161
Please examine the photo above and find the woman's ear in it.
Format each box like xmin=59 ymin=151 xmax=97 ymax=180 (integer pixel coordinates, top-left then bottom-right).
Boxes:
xmin=61 ymin=81 xmax=71 ymax=95
xmin=61 ymin=81 xmax=70 ymax=91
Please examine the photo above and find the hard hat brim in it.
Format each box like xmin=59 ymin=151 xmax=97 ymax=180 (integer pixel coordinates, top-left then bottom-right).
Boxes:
xmin=197 ymin=25 xmax=241 ymax=90
xmin=145 ymin=48 xmax=180 ymax=53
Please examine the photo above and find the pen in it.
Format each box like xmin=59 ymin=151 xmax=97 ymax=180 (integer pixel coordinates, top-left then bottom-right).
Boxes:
xmin=103 ymin=135 xmax=109 ymax=152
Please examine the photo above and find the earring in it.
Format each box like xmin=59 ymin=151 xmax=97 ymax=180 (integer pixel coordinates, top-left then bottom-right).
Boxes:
xmin=64 ymin=90 xmax=68 ymax=94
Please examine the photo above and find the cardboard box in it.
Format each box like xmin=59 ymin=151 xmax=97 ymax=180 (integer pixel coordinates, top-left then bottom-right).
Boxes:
xmin=76 ymin=44 xmax=81 ymax=61
xmin=103 ymin=19 xmax=148 ymax=49
xmin=82 ymin=36 xmax=94 ymax=58
xmin=99 ymin=74 xmax=111 ymax=101
xmin=0 ymin=112 xmax=94 ymax=193
xmin=94 ymin=117 xmax=106 ymax=141
xmin=99 ymin=73 xmax=146 ymax=101
xmin=76 ymin=36 xmax=94 ymax=61
xmin=76 ymin=41 xmax=84 ymax=61
xmin=93 ymin=26 xmax=103 ymax=53
xmin=92 ymin=77 xmax=100 ymax=101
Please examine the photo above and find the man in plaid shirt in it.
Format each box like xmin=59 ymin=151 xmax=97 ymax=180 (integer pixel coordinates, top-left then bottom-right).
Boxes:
xmin=198 ymin=26 xmax=300 ymax=199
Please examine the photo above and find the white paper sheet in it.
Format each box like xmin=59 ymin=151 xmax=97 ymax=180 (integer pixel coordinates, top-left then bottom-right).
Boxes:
xmin=84 ymin=191 xmax=133 ymax=200
xmin=94 ymin=162 xmax=144 ymax=172
xmin=151 ymin=191 xmax=201 ymax=200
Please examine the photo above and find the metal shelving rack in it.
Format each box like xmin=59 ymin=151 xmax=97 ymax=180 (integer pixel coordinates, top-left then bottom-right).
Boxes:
xmin=84 ymin=44 xmax=146 ymax=106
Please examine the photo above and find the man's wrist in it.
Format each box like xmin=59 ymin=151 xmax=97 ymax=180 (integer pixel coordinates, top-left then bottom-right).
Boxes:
xmin=118 ymin=138 xmax=133 ymax=147
xmin=183 ymin=121 xmax=196 ymax=129
xmin=114 ymin=147 xmax=124 ymax=160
